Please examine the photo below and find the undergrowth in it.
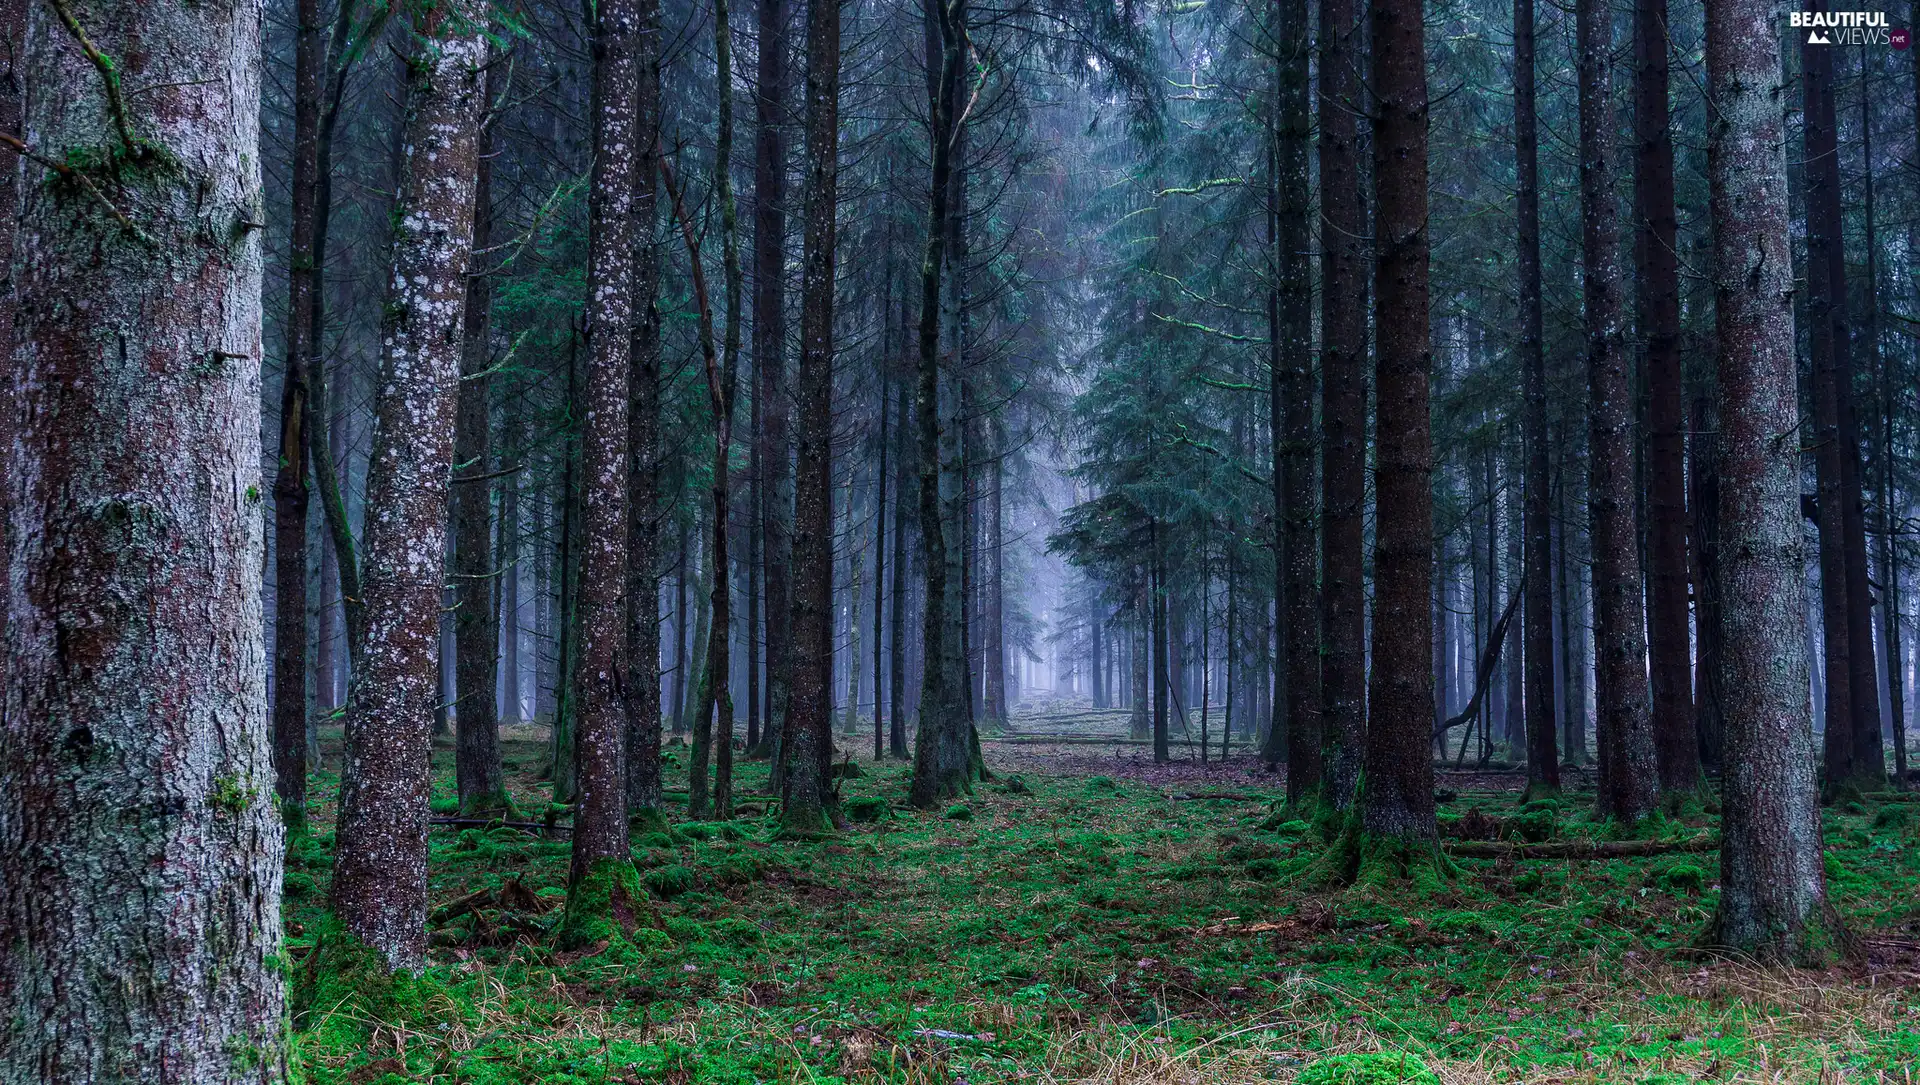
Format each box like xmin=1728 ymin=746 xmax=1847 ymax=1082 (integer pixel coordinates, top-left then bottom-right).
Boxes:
xmin=284 ymin=731 xmax=1920 ymax=1083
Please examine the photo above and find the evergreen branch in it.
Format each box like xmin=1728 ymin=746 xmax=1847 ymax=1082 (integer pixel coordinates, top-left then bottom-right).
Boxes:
xmin=1155 ymin=177 xmax=1244 ymax=196
xmin=1150 ymin=312 xmax=1266 ymax=343
xmin=0 ymin=131 xmax=152 ymax=246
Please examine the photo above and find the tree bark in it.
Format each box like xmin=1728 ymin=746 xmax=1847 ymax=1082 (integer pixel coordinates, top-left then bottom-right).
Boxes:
xmin=782 ymin=0 xmax=843 ymax=831
xmin=1360 ymin=0 xmax=1440 ymax=855
xmin=753 ymin=0 xmax=794 ymax=768
xmin=332 ymin=1 xmax=488 ymax=972
xmin=1579 ymin=0 xmax=1659 ymax=822
xmin=1318 ymin=0 xmax=1367 ymax=809
xmin=0 ymin=0 xmax=287 ymax=1075
xmin=272 ymin=0 xmax=324 ymax=832
xmin=1703 ymin=0 xmax=1843 ymax=961
xmin=1516 ymin=0 xmax=1555 ymax=786
xmin=1275 ymin=0 xmax=1319 ymax=806
xmin=889 ymin=380 xmax=912 ymax=757
xmin=907 ymin=0 xmax=978 ymax=808
xmin=1634 ymin=0 xmax=1695 ymax=797
xmin=453 ymin=56 xmax=507 ymax=816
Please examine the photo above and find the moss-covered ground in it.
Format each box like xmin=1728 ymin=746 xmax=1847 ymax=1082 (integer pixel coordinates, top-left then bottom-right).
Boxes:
xmin=286 ymin=728 xmax=1920 ymax=1083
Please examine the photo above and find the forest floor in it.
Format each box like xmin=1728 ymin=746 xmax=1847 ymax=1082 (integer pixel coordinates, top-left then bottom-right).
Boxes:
xmin=288 ymin=708 xmax=1920 ymax=1084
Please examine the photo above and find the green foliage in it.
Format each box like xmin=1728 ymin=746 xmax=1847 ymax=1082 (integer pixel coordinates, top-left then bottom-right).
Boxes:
xmin=844 ymin=795 xmax=892 ymax=822
xmin=1297 ymin=1052 xmax=1441 ymax=1085
xmin=944 ymin=803 xmax=974 ymax=820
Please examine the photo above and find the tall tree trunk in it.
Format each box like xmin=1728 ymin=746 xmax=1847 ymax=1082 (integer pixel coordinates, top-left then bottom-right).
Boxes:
xmin=686 ymin=0 xmax=744 ymax=822
xmin=782 ymin=0 xmax=844 ymax=831
xmin=1354 ymin=0 xmax=1440 ymax=869
xmin=453 ymin=57 xmax=507 ymax=816
xmin=0 ymin=0 xmax=286 ymax=1074
xmin=1805 ymin=3 xmax=1885 ymax=792
xmin=1703 ymin=0 xmax=1843 ymax=961
xmin=1130 ymin=578 xmax=1151 ymax=739
xmin=1318 ymin=0 xmax=1367 ymax=808
xmin=984 ymin=447 xmax=1006 ymax=723
xmin=1275 ymin=0 xmax=1319 ymax=804
xmin=273 ymin=0 xmax=324 ymax=832
xmin=908 ymin=0 xmax=977 ymax=808
xmin=625 ymin=0 xmax=666 ymax=817
xmin=1865 ymin=54 xmax=1906 ymax=789
xmin=1579 ymin=0 xmax=1658 ymax=822
xmin=874 ymin=384 xmax=890 ymax=758
xmin=1634 ymin=0 xmax=1696 ymax=796
xmin=889 ymin=380 xmax=912 ymax=757
xmin=1516 ymin=0 xmax=1556 ymax=789
xmin=564 ymin=0 xmax=645 ymax=943
xmin=331 ymin=1 xmax=488 ymax=972
xmin=754 ymin=0 xmax=793 ymax=767
xmin=1152 ymin=529 xmax=1171 ymax=763
xmin=500 ymin=398 xmax=524 ymax=723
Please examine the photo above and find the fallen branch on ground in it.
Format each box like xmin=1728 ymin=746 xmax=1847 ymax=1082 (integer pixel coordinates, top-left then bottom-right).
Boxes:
xmin=1444 ymin=836 xmax=1716 ymax=859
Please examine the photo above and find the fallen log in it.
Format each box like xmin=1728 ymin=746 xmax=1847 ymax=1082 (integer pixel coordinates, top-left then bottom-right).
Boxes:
xmin=1444 ymin=836 xmax=1716 ymax=860
xmin=429 ymin=817 xmax=570 ymax=835
xmin=1167 ymin=791 xmax=1277 ymax=802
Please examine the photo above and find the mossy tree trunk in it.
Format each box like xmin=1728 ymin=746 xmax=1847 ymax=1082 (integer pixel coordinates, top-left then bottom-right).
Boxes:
xmin=332 ymin=0 xmax=489 ymax=974
xmin=0 ymin=0 xmax=288 ymax=1077
xmin=1702 ymin=0 xmax=1845 ymax=964
xmin=569 ymin=0 xmax=643 ymax=922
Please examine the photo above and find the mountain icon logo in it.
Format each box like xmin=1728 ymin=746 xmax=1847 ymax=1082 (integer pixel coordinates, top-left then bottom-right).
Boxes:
xmin=1808 ymin=28 xmax=1832 ymax=43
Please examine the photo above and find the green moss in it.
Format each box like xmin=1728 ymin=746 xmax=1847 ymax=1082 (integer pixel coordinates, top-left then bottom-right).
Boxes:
xmin=1085 ymin=776 xmax=1118 ymax=791
xmin=944 ymin=803 xmax=974 ymax=821
xmin=644 ymin=864 xmax=696 ymax=898
xmin=1655 ymin=863 xmax=1708 ymax=895
xmin=845 ymin=795 xmax=892 ymax=823
xmin=210 ymin=774 xmax=256 ymax=816
xmin=1296 ymin=1052 xmax=1441 ymax=1085
xmin=557 ymin=858 xmax=645 ymax=949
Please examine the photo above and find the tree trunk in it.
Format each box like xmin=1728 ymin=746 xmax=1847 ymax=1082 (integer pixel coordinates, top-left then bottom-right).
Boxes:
xmin=1274 ymin=0 xmax=1319 ymax=804
xmin=273 ymin=0 xmax=324 ymax=832
xmin=754 ymin=0 xmax=793 ymax=767
xmin=453 ymin=58 xmax=506 ymax=816
xmin=1516 ymin=0 xmax=1555 ymax=788
xmin=562 ymin=0 xmax=646 ymax=946
xmin=1578 ymin=0 xmax=1658 ymax=823
xmin=1634 ymin=0 xmax=1695 ymax=796
xmin=1152 ymin=530 xmax=1172 ymax=763
xmin=907 ymin=0 xmax=978 ymax=808
xmin=625 ymin=0 xmax=665 ymax=817
xmin=1703 ymin=0 xmax=1843 ymax=961
xmin=0 ymin=0 xmax=287 ymax=1074
xmin=332 ymin=2 xmax=488 ymax=972
xmin=984 ymin=448 xmax=1007 ymax=723
xmin=500 ymin=399 xmax=524 ymax=724
xmin=782 ymin=0 xmax=844 ymax=831
xmin=874 ymin=380 xmax=890 ymax=758
xmin=1358 ymin=0 xmax=1440 ymax=862
xmin=1318 ymin=0 xmax=1366 ymax=808
xmin=889 ymin=380 xmax=912 ymax=758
